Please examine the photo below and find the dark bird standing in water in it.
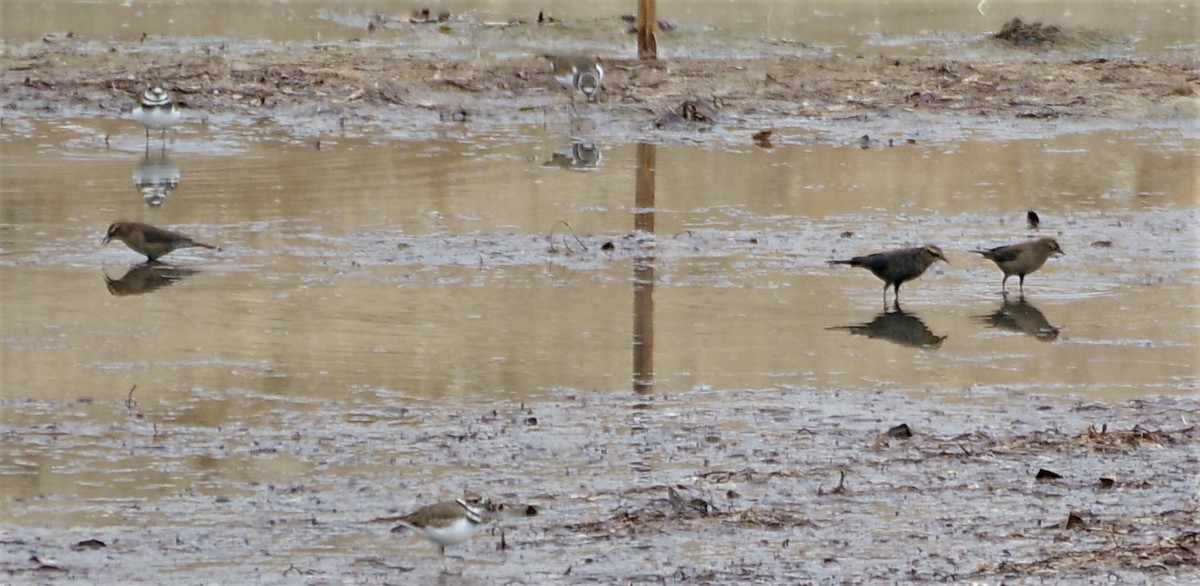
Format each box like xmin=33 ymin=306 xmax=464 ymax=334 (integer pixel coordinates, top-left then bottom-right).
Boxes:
xmin=972 ymin=236 xmax=1063 ymax=296
xmin=1027 ymin=210 xmax=1040 ymax=230
xmin=103 ymin=221 xmax=218 ymax=262
xmin=828 ymin=244 xmax=948 ymax=308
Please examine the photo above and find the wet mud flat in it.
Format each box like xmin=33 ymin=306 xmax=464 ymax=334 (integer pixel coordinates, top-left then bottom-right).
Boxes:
xmin=2 ymin=17 xmax=1197 ymax=143
xmin=2 ymin=389 xmax=1197 ymax=584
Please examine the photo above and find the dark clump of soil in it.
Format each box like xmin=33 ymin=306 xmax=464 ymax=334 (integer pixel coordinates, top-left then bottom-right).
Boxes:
xmin=993 ymin=17 xmax=1070 ymax=49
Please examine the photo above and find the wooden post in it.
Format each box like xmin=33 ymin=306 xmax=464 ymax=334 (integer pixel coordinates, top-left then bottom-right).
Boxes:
xmin=636 ymin=0 xmax=658 ymax=60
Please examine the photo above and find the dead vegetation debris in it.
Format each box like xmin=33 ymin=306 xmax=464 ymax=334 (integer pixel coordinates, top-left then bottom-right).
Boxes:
xmin=993 ymin=18 xmax=1070 ymax=49
xmin=872 ymin=420 xmax=1197 ymax=461
xmin=0 ymin=32 xmax=1195 ymax=136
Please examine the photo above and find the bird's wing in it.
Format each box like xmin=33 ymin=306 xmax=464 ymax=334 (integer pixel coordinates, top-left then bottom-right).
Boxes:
xmin=973 ymin=245 xmax=1019 ymax=262
xmin=140 ymin=226 xmax=188 ymax=245
xmin=983 ymin=245 xmax=1022 ymax=263
xmin=852 ymin=253 xmax=890 ymax=271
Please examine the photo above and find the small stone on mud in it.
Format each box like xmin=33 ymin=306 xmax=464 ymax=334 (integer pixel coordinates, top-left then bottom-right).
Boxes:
xmin=1035 ymin=468 xmax=1063 ymax=480
xmin=752 ymin=129 xmax=773 ymax=147
xmin=1060 ymin=511 xmax=1087 ymax=530
xmin=885 ymin=423 xmax=913 ymax=439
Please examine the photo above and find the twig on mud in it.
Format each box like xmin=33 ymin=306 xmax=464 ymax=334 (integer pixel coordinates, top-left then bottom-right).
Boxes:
xmin=125 ymin=384 xmax=137 ymax=410
xmin=819 ymin=470 xmax=847 ymax=495
xmin=548 ymin=220 xmax=588 ymax=254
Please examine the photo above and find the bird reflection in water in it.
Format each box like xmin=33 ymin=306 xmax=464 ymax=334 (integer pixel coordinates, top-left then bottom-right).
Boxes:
xmin=133 ymin=152 xmax=180 ymax=207
xmin=543 ymin=140 xmax=602 ymax=170
xmin=103 ymin=262 xmax=198 ymax=296
xmin=828 ymin=309 xmax=947 ymax=349
xmin=977 ymin=298 xmax=1060 ymax=341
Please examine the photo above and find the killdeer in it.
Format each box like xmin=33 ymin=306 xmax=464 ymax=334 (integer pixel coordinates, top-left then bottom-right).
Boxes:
xmin=543 ymin=54 xmax=603 ymax=105
xmin=972 ymin=236 xmax=1064 ymax=296
xmin=132 ymin=86 xmax=181 ymax=141
xmin=829 ymin=244 xmax=948 ymax=308
xmin=103 ymin=221 xmax=217 ymax=262
xmin=390 ymin=493 xmax=487 ymax=568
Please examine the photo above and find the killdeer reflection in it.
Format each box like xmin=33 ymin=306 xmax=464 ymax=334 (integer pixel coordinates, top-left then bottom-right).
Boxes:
xmin=133 ymin=152 xmax=181 ymax=207
xmin=544 ymin=140 xmax=602 ymax=170
xmin=543 ymin=54 xmax=603 ymax=106
xmin=132 ymin=86 xmax=181 ymax=142
xmin=103 ymin=221 xmax=218 ymax=262
xmin=390 ymin=493 xmax=487 ymax=569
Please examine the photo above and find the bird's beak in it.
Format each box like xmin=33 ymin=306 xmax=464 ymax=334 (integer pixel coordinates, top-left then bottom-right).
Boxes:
xmin=102 ymin=235 xmax=112 ymax=245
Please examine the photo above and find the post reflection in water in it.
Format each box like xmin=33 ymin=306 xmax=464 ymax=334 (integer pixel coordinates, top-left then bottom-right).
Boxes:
xmin=133 ymin=151 xmax=181 ymax=207
xmin=632 ymin=142 xmax=656 ymax=393
xmin=977 ymin=298 xmax=1061 ymax=341
xmin=543 ymin=140 xmax=602 ymax=171
xmin=103 ymin=262 xmax=198 ymax=296
xmin=827 ymin=309 xmax=947 ymax=349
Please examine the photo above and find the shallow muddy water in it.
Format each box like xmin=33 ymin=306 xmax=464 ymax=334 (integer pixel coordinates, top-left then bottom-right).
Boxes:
xmin=2 ymin=119 xmax=1196 ymax=401
xmin=2 ymin=1 xmax=1199 ymax=584
xmin=2 ymin=116 xmax=1197 ymax=583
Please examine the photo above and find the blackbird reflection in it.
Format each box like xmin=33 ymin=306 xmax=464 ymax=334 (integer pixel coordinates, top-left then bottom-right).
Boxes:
xmin=977 ymin=298 xmax=1060 ymax=341
xmin=133 ymin=152 xmax=181 ymax=207
xmin=828 ymin=309 xmax=947 ymax=349
xmin=103 ymin=263 xmax=198 ymax=296
xmin=544 ymin=140 xmax=602 ymax=170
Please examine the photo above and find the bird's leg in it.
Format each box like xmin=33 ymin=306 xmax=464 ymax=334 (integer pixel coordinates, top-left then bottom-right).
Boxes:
xmin=1001 ymin=275 xmax=1009 ymax=295
xmin=1018 ymin=275 xmax=1025 ymax=297
xmin=881 ymin=283 xmax=889 ymax=309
